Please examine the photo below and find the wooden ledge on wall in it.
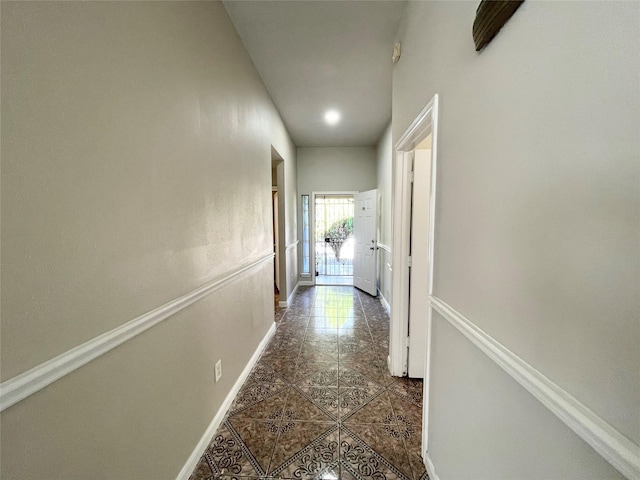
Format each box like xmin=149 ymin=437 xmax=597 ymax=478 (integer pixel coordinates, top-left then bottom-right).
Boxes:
xmin=473 ymin=0 xmax=525 ymax=52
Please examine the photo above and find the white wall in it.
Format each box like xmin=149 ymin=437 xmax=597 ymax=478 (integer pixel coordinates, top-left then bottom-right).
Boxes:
xmin=393 ymin=1 xmax=639 ymax=478
xmin=1 ymin=2 xmax=297 ymax=478
xmin=376 ymin=125 xmax=393 ymax=307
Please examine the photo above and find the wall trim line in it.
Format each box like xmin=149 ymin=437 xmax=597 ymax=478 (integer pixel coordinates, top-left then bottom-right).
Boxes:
xmin=0 ymin=252 xmax=275 ymax=412
xmin=377 ymin=242 xmax=391 ymax=253
xmin=176 ymin=322 xmax=276 ymax=480
xmin=430 ymin=295 xmax=640 ymax=480
xmin=286 ymin=240 xmax=299 ymax=251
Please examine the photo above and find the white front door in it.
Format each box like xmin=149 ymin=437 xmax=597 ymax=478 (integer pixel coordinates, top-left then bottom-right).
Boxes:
xmin=353 ymin=189 xmax=377 ymax=296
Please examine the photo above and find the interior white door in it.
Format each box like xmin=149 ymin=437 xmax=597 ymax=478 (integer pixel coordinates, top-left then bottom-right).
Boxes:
xmin=353 ymin=189 xmax=377 ymax=296
xmin=407 ymin=147 xmax=431 ymax=378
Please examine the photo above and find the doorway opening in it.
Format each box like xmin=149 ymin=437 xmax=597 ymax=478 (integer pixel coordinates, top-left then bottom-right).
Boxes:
xmin=272 ymin=149 xmax=286 ymax=310
xmin=272 ymin=187 xmax=279 ymax=307
xmin=390 ymin=94 xmax=439 ymax=460
xmin=314 ymin=194 xmax=354 ymax=286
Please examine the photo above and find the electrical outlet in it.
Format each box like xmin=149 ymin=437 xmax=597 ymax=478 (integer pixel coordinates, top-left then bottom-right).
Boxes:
xmin=215 ymin=359 xmax=222 ymax=382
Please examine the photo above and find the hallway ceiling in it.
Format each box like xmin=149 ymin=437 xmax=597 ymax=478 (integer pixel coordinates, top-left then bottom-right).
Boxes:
xmin=223 ymin=0 xmax=406 ymax=147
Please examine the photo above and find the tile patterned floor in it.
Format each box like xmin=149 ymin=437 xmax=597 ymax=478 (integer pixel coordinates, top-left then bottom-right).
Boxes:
xmin=190 ymin=286 xmax=428 ymax=480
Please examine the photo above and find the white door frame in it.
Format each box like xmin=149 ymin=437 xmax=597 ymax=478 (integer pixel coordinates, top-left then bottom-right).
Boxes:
xmin=390 ymin=94 xmax=439 ymax=454
xmin=272 ymin=187 xmax=280 ymax=291
xmin=310 ymin=191 xmax=358 ymax=286
xmin=272 ymin=151 xmax=286 ymax=301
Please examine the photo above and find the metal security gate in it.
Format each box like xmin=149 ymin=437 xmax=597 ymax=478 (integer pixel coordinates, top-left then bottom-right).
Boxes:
xmin=314 ymin=194 xmax=354 ymax=285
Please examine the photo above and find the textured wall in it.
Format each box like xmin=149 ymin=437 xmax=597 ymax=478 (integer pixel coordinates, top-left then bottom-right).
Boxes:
xmin=393 ymin=0 xmax=639 ymax=478
xmin=1 ymin=2 xmax=296 ymax=478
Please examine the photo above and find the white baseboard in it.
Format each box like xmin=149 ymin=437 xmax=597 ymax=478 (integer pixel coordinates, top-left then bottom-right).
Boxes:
xmin=298 ymin=279 xmax=314 ymax=286
xmin=424 ymin=452 xmax=440 ymax=480
xmin=288 ymin=281 xmax=299 ymax=304
xmin=278 ymin=281 xmax=299 ymax=307
xmin=377 ymin=288 xmax=390 ymax=315
xmin=176 ymin=321 xmax=276 ymax=480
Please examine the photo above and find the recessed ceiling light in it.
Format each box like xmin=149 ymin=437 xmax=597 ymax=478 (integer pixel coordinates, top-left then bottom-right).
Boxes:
xmin=324 ymin=109 xmax=341 ymax=125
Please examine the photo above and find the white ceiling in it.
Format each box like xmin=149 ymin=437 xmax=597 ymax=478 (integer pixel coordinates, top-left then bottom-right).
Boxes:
xmin=223 ymin=0 xmax=407 ymax=147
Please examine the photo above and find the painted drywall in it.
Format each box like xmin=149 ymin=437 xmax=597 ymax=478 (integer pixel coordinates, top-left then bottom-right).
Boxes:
xmin=376 ymin=125 xmax=393 ymax=305
xmin=393 ymin=0 xmax=639 ymax=478
xmin=297 ymin=146 xmax=377 ymax=195
xmin=1 ymin=266 xmax=274 ymax=480
xmin=429 ymin=311 xmax=625 ymax=480
xmin=1 ymin=2 xmax=296 ymax=478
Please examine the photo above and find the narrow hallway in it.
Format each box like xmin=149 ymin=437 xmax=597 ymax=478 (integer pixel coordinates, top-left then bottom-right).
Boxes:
xmin=190 ymin=286 xmax=427 ymax=480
